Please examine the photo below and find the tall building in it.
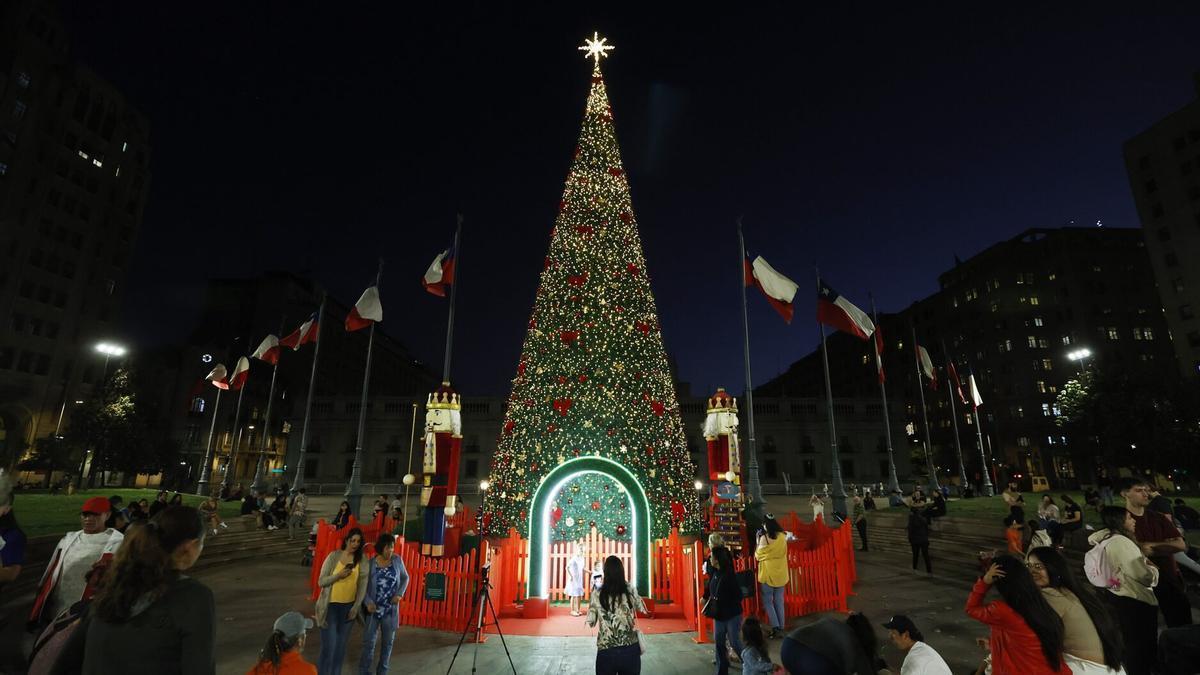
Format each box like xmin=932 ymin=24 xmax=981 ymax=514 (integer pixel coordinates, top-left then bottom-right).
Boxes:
xmin=1123 ymin=73 xmax=1200 ymax=378
xmin=0 ymin=0 xmax=151 ymax=461
xmin=763 ymin=227 xmax=1174 ymax=488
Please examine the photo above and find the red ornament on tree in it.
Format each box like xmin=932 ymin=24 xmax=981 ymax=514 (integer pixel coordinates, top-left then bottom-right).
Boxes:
xmin=503 ymin=420 xmax=515 ymax=435
xmin=616 ymin=524 xmax=627 ymax=536
xmin=670 ymin=501 xmax=685 ymax=525
xmin=650 ymin=401 xmax=665 ymax=417
xmin=635 ymin=321 xmax=650 ymax=335
xmin=553 ymin=398 xmax=573 ymax=417
xmin=620 ymin=212 xmax=633 ymax=224
xmin=560 ymin=330 xmax=580 ymax=345
xmin=551 ymin=505 xmax=563 ymax=527
xmin=591 ymin=500 xmax=601 ymax=511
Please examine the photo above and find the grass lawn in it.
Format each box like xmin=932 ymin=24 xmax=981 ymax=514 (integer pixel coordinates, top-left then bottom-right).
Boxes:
xmin=886 ymin=491 xmax=1200 ymax=529
xmin=10 ymin=489 xmax=244 ymax=539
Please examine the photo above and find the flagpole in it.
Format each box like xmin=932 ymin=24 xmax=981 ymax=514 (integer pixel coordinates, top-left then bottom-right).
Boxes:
xmin=969 ymin=365 xmax=995 ymax=496
xmin=941 ymin=340 xmax=969 ymax=496
xmin=400 ymin=401 xmax=419 ymax=540
xmin=911 ymin=324 xmax=940 ymax=494
xmin=346 ymin=259 xmax=384 ymax=518
xmin=736 ymin=219 xmax=764 ymax=507
xmin=870 ymin=296 xmax=901 ymax=495
xmin=817 ymin=267 xmax=847 ymax=517
xmin=251 ymin=318 xmax=286 ymax=493
xmin=220 ymin=379 xmax=247 ymax=492
xmin=291 ymin=295 xmax=326 ymax=492
xmin=442 ymin=215 xmax=462 ymax=383
xmin=195 ymin=386 xmax=222 ymax=496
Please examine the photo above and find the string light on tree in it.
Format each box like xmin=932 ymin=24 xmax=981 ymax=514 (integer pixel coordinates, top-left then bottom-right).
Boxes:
xmin=481 ymin=33 xmax=699 ymax=539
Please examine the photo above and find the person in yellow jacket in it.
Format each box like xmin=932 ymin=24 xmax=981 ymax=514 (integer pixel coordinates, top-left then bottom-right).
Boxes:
xmin=754 ymin=514 xmax=790 ymax=638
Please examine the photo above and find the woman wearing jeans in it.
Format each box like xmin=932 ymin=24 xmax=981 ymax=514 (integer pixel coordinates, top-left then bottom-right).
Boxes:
xmin=704 ymin=546 xmax=744 ymax=675
xmin=754 ymin=515 xmax=788 ymax=638
xmin=586 ymin=555 xmax=646 ymax=674
xmin=360 ymin=533 xmax=409 ymax=675
xmin=315 ymin=528 xmax=368 ymax=675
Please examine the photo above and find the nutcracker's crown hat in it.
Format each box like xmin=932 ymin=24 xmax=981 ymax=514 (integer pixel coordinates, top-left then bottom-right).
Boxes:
xmin=427 ymin=381 xmax=461 ymax=410
xmin=706 ymin=387 xmax=737 ymax=414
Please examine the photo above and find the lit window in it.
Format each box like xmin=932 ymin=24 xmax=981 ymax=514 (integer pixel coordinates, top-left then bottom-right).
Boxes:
xmin=1143 ymin=328 xmax=1154 ymax=340
xmin=1036 ymin=380 xmax=1047 ymax=394
xmin=1033 ymin=317 xmax=1044 ymax=326
xmin=1027 ymin=336 xmax=1038 ymax=348
xmin=115 ymin=166 xmax=120 ymax=177
xmin=190 ymin=397 xmax=206 ymax=414
xmin=861 ymin=354 xmax=869 ymax=365
xmin=1016 ymin=275 xmax=1025 ymax=285
xmin=92 ymin=158 xmax=103 ymax=168
xmin=1030 ymin=296 xmax=1040 ymax=306
xmin=1048 ymin=272 xmax=1057 ymax=281
xmin=1047 ymin=436 xmax=1056 ymax=445
xmin=1107 ymin=327 xmax=1120 ymax=340
xmin=1018 ymin=436 xmax=1030 ymax=447
xmin=122 ymin=141 xmax=128 ymax=152
xmin=1052 ymin=404 xmax=1061 ymax=416
xmin=1062 ymin=335 xmax=1072 ymax=345
xmin=990 ymin=302 xmax=999 ymax=313
xmin=1042 ymin=403 xmax=1052 ymax=417
xmin=1042 ymin=358 xmax=1053 ymax=370
xmin=78 ymin=150 xmax=89 ymax=160
xmin=1048 ymin=384 xmax=1058 ymax=394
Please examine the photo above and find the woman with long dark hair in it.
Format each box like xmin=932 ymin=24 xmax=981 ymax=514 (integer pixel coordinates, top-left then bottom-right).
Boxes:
xmin=315 ymin=528 xmax=367 ymax=675
xmin=246 ymin=611 xmax=316 ymax=675
xmin=585 ymin=555 xmax=645 ymax=674
xmin=703 ymin=545 xmax=745 ymax=675
xmin=1026 ymin=546 xmax=1125 ymax=673
xmin=331 ymin=502 xmax=351 ymax=529
xmin=966 ymin=554 xmax=1067 ymax=674
xmin=1087 ymin=506 xmax=1158 ymax=675
xmin=754 ymin=514 xmax=787 ymax=638
xmin=54 ymin=505 xmax=215 ymax=674
xmin=779 ymin=611 xmax=881 ymax=674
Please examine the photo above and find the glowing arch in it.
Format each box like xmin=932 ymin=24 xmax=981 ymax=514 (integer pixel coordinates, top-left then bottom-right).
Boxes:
xmin=527 ymin=456 xmax=652 ymax=598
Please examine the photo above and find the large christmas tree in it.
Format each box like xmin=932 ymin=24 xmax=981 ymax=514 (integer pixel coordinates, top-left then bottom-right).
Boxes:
xmin=483 ymin=36 xmax=698 ymax=541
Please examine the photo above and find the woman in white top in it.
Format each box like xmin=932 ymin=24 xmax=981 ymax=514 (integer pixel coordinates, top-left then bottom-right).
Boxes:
xmin=1087 ymin=506 xmax=1158 ymax=675
xmin=809 ymin=493 xmax=825 ymax=522
xmin=566 ymin=542 xmax=586 ymax=617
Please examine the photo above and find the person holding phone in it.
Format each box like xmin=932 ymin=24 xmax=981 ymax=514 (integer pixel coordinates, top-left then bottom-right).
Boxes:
xmin=315 ymin=528 xmax=367 ymax=675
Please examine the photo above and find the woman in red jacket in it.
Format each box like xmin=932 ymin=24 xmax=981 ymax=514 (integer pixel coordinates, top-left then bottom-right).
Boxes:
xmin=965 ymin=554 xmax=1067 ymax=674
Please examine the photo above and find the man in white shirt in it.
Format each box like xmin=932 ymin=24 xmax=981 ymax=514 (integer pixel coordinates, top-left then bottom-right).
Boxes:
xmin=29 ymin=496 xmax=124 ymax=625
xmin=883 ymin=615 xmax=952 ymax=675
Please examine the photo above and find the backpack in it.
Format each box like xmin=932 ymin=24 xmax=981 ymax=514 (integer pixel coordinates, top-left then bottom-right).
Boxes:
xmin=1084 ymin=536 xmax=1120 ymax=590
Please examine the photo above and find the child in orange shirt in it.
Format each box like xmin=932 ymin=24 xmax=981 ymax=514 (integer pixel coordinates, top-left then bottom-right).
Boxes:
xmin=1004 ymin=518 xmax=1023 ymax=556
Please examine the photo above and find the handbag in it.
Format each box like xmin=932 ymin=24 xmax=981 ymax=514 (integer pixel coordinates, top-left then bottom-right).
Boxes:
xmin=702 ymin=575 xmax=722 ymax=618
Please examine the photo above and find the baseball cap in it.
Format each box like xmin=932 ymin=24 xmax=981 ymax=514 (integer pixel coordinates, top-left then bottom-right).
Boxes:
xmin=81 ymin=497 xmax=111 ymax=514
xmin=273 ymin=611 xmax=314 ymax=640
xmin=882 ymin=615 xmax=920 ymax=636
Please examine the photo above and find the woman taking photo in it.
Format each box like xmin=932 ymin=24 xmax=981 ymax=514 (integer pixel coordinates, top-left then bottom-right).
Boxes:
xmin=703 ymin=545 xmax=744 ymax=675
xmin=359 ymin=533 xmax=410 ymax=675
xmin=246 ymin=611 xmax=316 ymax=675
xmin=54 ymin=505 xmax=216 ymax=674
xmin=585 ymin=555 xmax=645 ymax=674
xmin=315 ymin=528 xmax=367 ymax=675
xmin=753 ymin=515 xmax=787 ymax=638
xmin=965 ymin=554 xmax=1067 ymax=674
xmin=1087 ymin=506 xmax=1158 ymax=675
xmin=1026 ymin=546 xmax=1125 ymax=674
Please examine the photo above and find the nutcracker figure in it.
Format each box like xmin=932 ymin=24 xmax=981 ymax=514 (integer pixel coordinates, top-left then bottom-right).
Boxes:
xmin=702 ymin=387 xmax=741 ymax=502
xmin=421 ymin=382 xmax=462 ymax=556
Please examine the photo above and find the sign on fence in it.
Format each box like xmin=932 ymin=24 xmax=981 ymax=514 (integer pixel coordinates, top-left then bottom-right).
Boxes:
xmin=424 ymin=572 xmax=447 ymax=601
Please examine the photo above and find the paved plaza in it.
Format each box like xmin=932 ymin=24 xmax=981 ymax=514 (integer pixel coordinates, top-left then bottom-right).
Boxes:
xmin=186 ymin=545 xmax=987 ymax=674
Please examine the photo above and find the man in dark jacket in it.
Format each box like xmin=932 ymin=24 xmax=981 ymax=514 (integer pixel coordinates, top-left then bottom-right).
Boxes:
xmin=907 ymin=508 xmax=932 ymax=573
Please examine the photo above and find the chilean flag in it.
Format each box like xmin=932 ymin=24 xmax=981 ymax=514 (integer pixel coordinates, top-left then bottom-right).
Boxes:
xmin=205 ymin=364 xmax=229 ymax=390
xmin=345 ymin=286 xmax=383 ymax=331
xmin=280 ymin=312 xmax=319 ymax=350
xmin=251 ymin=335 xmax=281 ymax=365
xmin=816 ymin=280 xmax=875 ymax=340
xmin=228 ymin=357 xmax=250 ymax=391
xmin=947 ymin=360 xmax=968 ymax=405
xmin=969 ymin=369 xmax=984 ymax=409
xmin=422 ymin=246 xmax=456 ymax=297
xmin=916 ymin=345 xmax=938 ymax=390
xmin=744 ymin=256 xmax=798 ymax=323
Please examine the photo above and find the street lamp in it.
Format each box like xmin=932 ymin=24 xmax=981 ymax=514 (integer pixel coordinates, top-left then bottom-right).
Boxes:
xmin=94 ymin=342 xmax=127 ymax=382
xmin=1067 ymin=348 xmax=1092 ymax=373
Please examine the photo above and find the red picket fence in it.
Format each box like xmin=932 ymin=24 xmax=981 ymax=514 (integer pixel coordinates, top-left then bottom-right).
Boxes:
xmin=544 ymin=528 xmax=633 ymax=603
xmin=394 ymin=540 xmax=483 ymax=631
xmin=693 ymin=512 xmax=856 ymax=643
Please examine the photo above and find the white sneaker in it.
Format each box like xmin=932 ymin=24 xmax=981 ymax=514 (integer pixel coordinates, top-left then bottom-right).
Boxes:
xmin=220 ymin=522 xmax=228 ymax=529
xmin=268 ymin=525 xmax=276 ymax=530
xmin=212 ymin=529 xmax=218 ymax=535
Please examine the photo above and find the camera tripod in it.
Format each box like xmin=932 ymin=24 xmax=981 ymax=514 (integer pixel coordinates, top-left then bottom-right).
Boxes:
xmin=446 ymin=562 xmax=516 ymax=675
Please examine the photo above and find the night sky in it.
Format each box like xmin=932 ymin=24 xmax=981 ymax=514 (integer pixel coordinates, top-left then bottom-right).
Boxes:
xmin=61 ymin=3 xmax=1200 ymax=395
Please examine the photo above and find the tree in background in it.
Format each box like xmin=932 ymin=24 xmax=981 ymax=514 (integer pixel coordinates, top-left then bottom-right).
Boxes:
xmin=67 ymin=368 xmax=179 ymax=486
xmin=1057 ymin=367 xmax=1200 ymax=483
xmin=483 ymin=51 xmax=698 ymax=539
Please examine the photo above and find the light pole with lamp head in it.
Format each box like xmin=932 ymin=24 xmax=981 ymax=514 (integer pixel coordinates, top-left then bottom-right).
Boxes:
xmin=94 ymin=342 xmax=127 ymax=383
xmin=1067 ymin=348 xmax=1092 ymax=374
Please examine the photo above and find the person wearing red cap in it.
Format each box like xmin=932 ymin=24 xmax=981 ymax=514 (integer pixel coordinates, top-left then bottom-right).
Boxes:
xmin=28 ymin=495 xmax=124 ymax=626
